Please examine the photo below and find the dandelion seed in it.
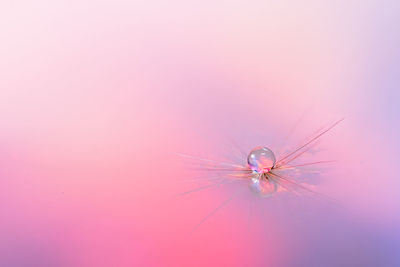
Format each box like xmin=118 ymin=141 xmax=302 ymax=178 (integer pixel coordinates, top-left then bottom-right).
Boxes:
xmin=177 ymin=118 xmax=344 ymax=229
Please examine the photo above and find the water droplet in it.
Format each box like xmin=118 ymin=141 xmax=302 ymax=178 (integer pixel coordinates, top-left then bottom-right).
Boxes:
xmin=247 ymin=146 xmax=276 ymax=173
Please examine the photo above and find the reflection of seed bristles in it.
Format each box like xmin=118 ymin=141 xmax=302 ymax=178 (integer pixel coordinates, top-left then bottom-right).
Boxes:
xmin=177 ymin=117 xmax=344 ymax=231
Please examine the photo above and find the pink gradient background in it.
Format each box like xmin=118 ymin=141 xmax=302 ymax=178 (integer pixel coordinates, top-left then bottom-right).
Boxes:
xmin=1 ymin=0 xmax=399 ymax=266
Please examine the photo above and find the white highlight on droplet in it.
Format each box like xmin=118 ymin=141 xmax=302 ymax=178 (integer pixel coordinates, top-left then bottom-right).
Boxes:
xmin=247 ymin=146 xmax=276 ymax=173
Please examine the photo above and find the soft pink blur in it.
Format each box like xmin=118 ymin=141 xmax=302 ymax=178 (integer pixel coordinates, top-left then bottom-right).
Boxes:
xmin=0 ymin=0 xmax=399 ymax=266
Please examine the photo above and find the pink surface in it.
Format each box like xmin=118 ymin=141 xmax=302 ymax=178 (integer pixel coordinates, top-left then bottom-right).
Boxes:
xmin=0 ymin=0 xmax=399 ymax=266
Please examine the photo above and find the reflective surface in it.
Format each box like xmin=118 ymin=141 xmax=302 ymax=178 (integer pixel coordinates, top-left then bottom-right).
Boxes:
xmin=1 ymin=0 xmax=399 ymax=266
xmin=249 ymin=175 xmax=277 ymax=197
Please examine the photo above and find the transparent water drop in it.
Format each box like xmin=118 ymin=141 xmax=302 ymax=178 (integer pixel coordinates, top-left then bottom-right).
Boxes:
xmin=247 ymin=146 xmax=276 ymax=173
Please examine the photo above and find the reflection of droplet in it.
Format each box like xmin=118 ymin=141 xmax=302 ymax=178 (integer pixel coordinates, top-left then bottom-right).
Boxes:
xmin=247 ymin=147 xmax=276 ymax=173
xmin=249 ymin=176 xmax=277 ymax=197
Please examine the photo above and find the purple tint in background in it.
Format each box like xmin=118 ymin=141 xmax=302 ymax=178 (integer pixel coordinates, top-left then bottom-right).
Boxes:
xmin=0 ymin=0 xmax=399 ymax=266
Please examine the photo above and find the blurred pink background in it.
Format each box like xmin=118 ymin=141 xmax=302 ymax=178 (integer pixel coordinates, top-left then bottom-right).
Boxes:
xmin=0 ymin=0 xmax=399 ymax=266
